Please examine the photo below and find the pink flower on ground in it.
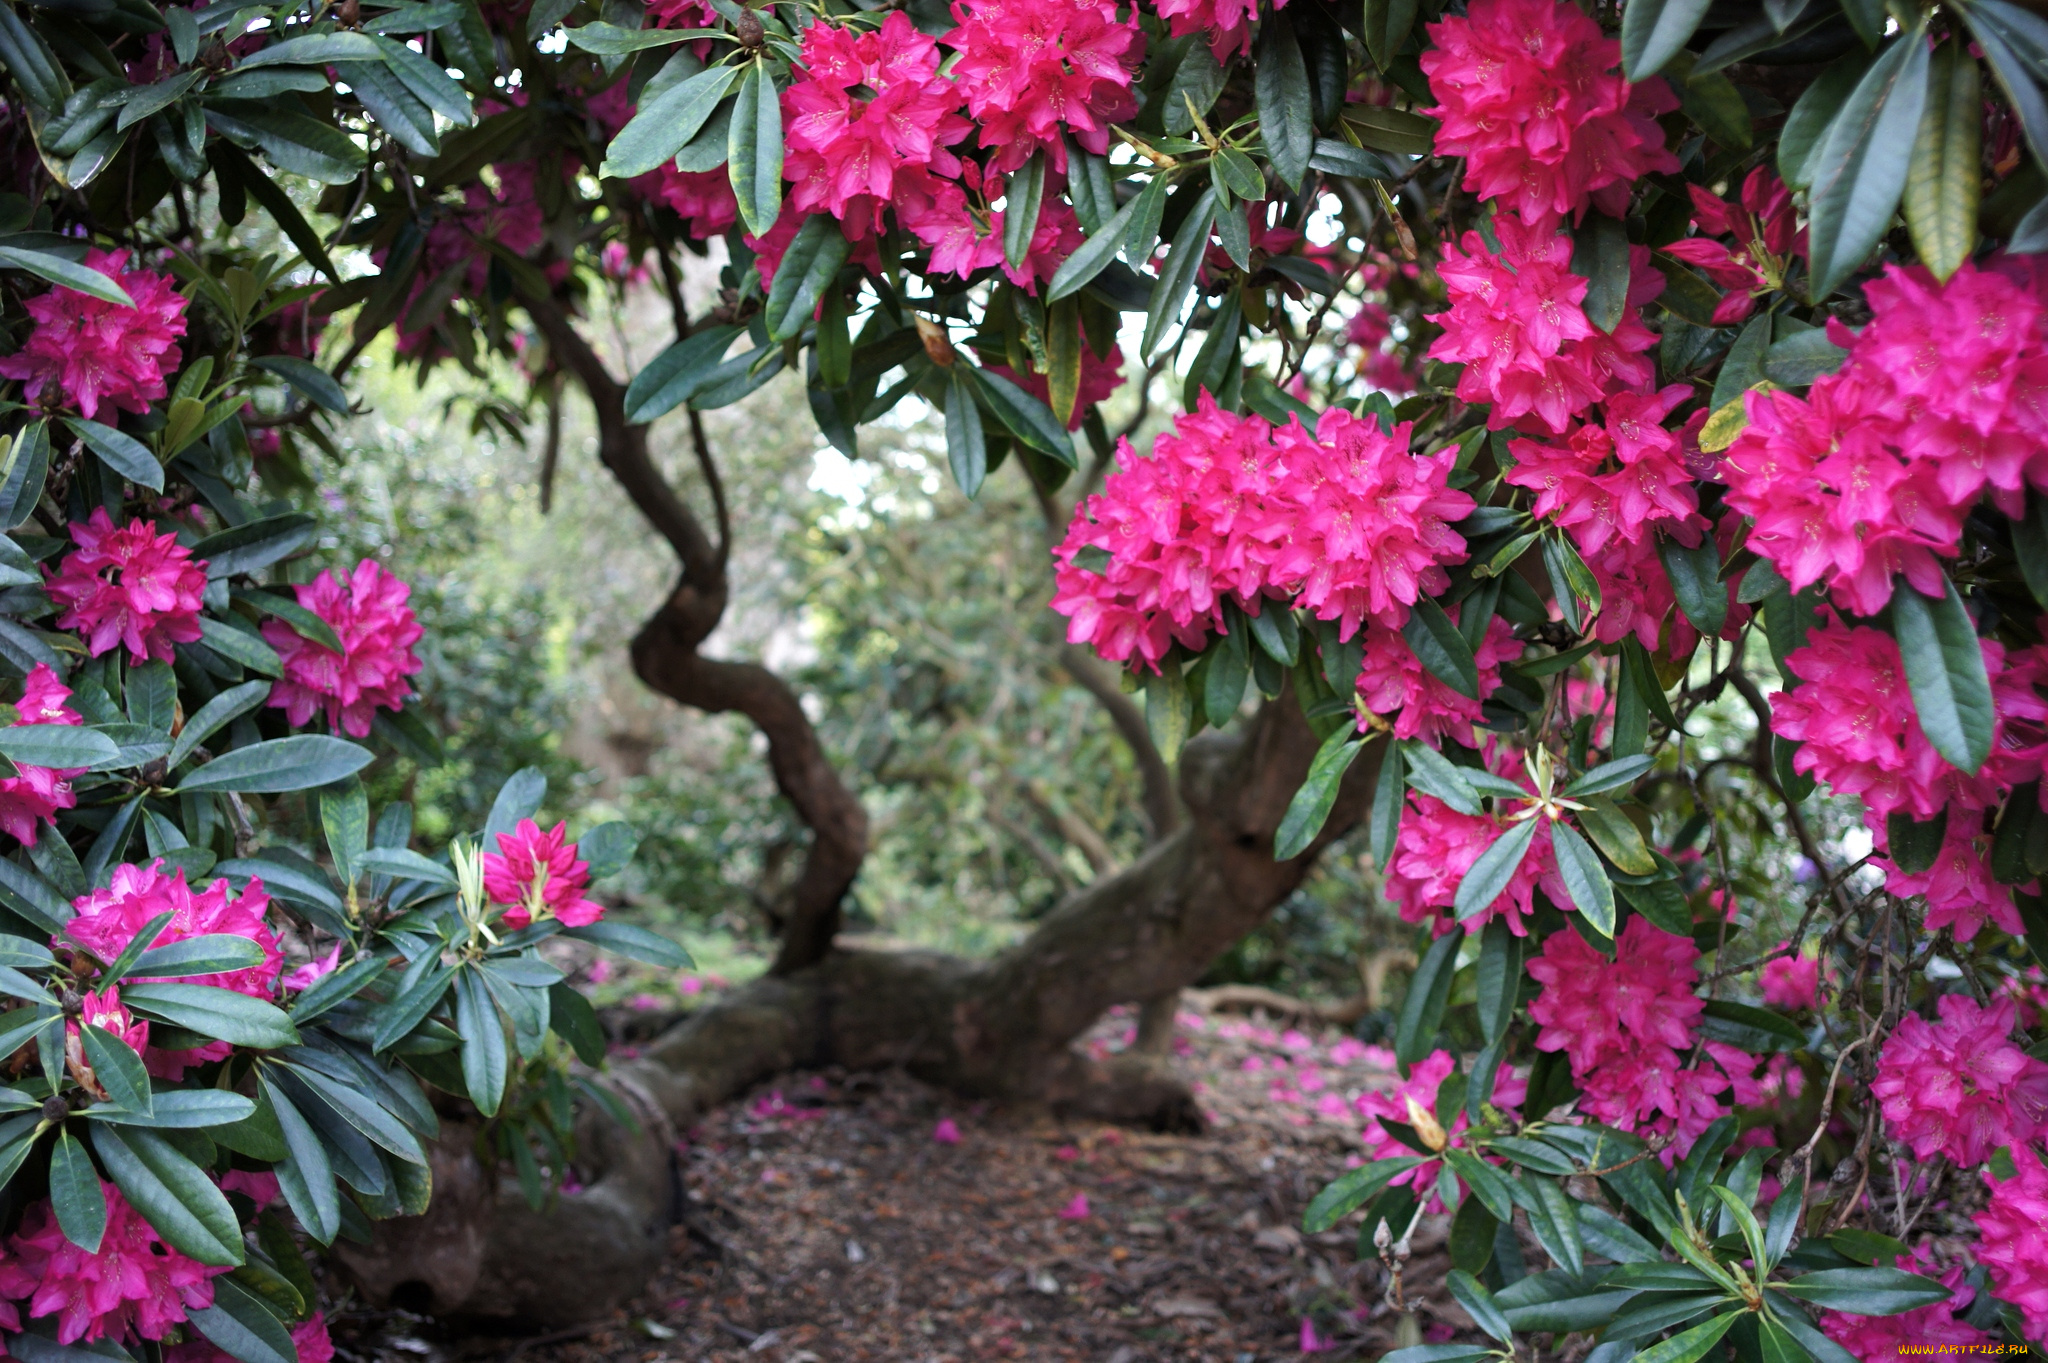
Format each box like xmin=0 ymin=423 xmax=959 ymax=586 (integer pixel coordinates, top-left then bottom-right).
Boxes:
xmin=781 ymin=12 xmax=970 ymax=231
xmin=263 ymin=558 xmax=424 ymax=738
xmin=932 ymin=1118 xmax=961 ymax=1145
xmin=1300 ymin=1317 xmax=1331 ymax=1353
xmin=1871 ymin=994 xmax=2048 ymax=1166
xmin=1822 ymin=1258 xmax=1990 ymax=1362
xmin=0 ymin=1184 xmax=226 ymax=1343
xmin=1057 ymin=1193 xmax=1091 ymax=1220
xmin=1266 ymin=410 xmax=1475 ymax=636
xmin=1979 ymin=1144 xmax=2048 ymax=1343
xmin=1420 ymin=0 xmax=1678 ymax=226
xmin=946 ymin=0 xmax=1141 ymax=173
xmin=45 ymin=510 xmax=208 ymax=663
xmin=481 ymin=818 xmax=605 ymax=930
xmin=64 ymin=861 xmax=284 ymax=1078
xmin=0 ymin=248 xmax=188 ymax=419
xmin=0 ymin=664 xmax=84 ymax=845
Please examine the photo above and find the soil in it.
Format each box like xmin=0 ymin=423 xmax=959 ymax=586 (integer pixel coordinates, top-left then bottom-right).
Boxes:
xmin=326 ymin=1004 xmax=1470 ymax=1363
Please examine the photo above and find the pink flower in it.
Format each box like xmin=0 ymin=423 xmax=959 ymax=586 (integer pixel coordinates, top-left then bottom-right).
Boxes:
xmin=1381 ymin=791 xmax=1564 ymax=937
xmin=1354 ymin=615 xmax=1520 ymax=749
xmin=1428 ymin=219 xmax=1661 ymax=436
xmin=651 ymin=166 xmax=739 ymax=238
xmin=63 ymin=986 xmax=150 ymax=1102
xmin=932 ymin=1118 xmax=961 ymax=1145
xmin=0 ymin=1184 xmax=227 ymax=1343
xmin=283 ymin=943 xmax=342 ymax=992
xmin=64 ymin=861 xmax=283 ymax=1078
xmin=1871 ymin=994 xmax=2048 ymax=1166
xmin=1758 ymin=947 xmax=1819 ymax=1011
xmin=1770 ymin=620 xmax=1960 ymax=821
xmin=169 ymin=1312 xmax=335 ymax=1363
xmin=1152 ymin=0 xmax=1279 ymax=58
xmin=0 ymin=664 xmax=84 ymax=846
xmin=1505 ymin=386 xmax=1702 ymax=557
xmin=1822 ymin=1257 xmax=1990 ymax=1362
xmin=263 ymin=558 xmax=424 ymax=738
xmin=1660 ymin=168 xmax=1805 ymax=325
xmin=1057 ymin=1193 xmax=1091 ymax=1220
xmin=45 ymin=510 xmax=208 ymax=663
xmin=1356 ymin=1048 xmax=1526 ymax=1203
xmin=481 ymin=818 xmax=605 ymax=929
xmin=1420 ymin=0 xmax=1678 ymax=226
xmin=217 ymin=1170 xmax=280 ymax=1211
xmin=1979 ymin=1144 xmax=2048 ymax=1343
xmin=946 ymin=0 xmax=1141 ymax=173
xmin=0 ymin=248 xmax=188 ymax=419
xmin=1300 ymin=1317 xmax=1331 ymax=1354
xmin=1266 ymin=410 xmax=1475 ymax=637
xmin=782 ymin=13 xmax=970 ymax=231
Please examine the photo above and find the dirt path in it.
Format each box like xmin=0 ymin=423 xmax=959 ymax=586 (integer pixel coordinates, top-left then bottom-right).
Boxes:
xmin=332 ymin=1006 xmax=1467 ymax=1363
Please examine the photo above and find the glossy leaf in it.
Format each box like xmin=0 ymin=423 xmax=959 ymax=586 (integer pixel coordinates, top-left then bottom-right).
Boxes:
xmin=1890 ymin=575 xmax=1993 ymax=774
xmin=1805 ymin=26 xmax=1931 ymax=298
xmin=1275 ymin=728 xmax=1363 ymax=860
xmin=1453 ymin=818 xmax=1540 ymax=922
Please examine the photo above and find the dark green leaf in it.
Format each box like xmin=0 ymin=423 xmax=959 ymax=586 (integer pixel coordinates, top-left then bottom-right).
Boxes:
xmin=1776 ymin=1268 xmax=1953 ymax=1314
xmin=0 ymin=246 xmax=131 ymax=306
xmin=1448 ymin=1270 xmax=1515 ymax=1344
xmin=1890 ymin=574 xmax=1993 ymax=773
xmin=188 ymin=1276 xmax=298 ymax=1363
xmin=1762 ymin=329 xmax=1849 ymax=388
xmin=764 ymin=216 xmax=850 ymax=343
xmin=727 ymin=59 xmax=783 ymax=237
xmin=1805 ymin=27 xmax=1931 ymax=297
xmin=1002 ymin=150 xmax=1046 ymax=272
xmin=179 ymin=736 xmax=372 ymax=794
xmin=1403 ymin=596 xmax=1479 ymax=698
xmin=1659 ymin=533 xmax=1727 ymax=635
xmin=51 ymin=1129 xmax=107 ymax=1252
xmin=962 ymin=363 xmax=1075 ymax=465
xmin=260 ymin=1077 xmax=337 ymax=1244
xmin=1571 ymin=212 xmax=1633 ymax=333
xmin=455 ymin=969 xmax=507 ymax=1118
xmin=166 ymin=680 xmax=269 ymax=769
xmin=1622 ymin=0 xmax=1711 ymax=79
xmin=0 ymin=726 xmax=118 ymax=768
xmin=1698 ymin=999 xmax=1807 ymax=1052
xmin=1140 ymin=187 xmax=1217 ymax=360
xmin=1303 ymin=1155 xmax=1427 ymax=1232
xmin=120 ymin=983 xmax=299 ymax=1049
xmin=600 ymin=64 xmax=737 ymax=179
xmin=1255 ymin=10 xmax=1314 ymax=190
xmin=92 ymin=1125 xmax=243 ymax=1264
xmin=944 ymin=366 xmax=986 ymax=499
xmin=249 ymin=356 xmax=348 ymax=414
xmin=191 ymin=513 xmax=319 ymax=579
xmin=1402 ymin=740 xmax=1484 ymax=816
xmin=1394 ymin=929 xmax=1462 ymax=1068
xmin=63 ymin=417 xmax=161 ymax=491
xmin=623 ymin=324 xmax=744 ymax=424
xmin=1369 ymin=739 xmax=1405 ymax=869
xmin=1454 ymin=819 xmax=1540 ymax=922
xmin=1475 ymin=918 xmax=1521 ymax=1046
xmin=1550 ymin=821 xmax=1615 ymax=938
xmin=563 ymin=919 xmax=693 ymax=968
xmin=1275 ymin=729 xmax=1363 ymax=860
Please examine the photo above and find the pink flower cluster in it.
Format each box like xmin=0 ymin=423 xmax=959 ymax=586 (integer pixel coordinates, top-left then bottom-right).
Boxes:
xmin=1979 ymin=1144 xmax=2048 ymax=1344
xmin=64 ymin=861 xmax=283 ymax=1078
xmin=1353 ymin=612 xmax=1520 ymax=747
xmin=1355 ymin=1048 xmax=1525 ymax=1204
xmin=264 ymin=558 xmax=424 ymax=739
xmin=946 ymin=0 xmax=1140 ymax=173
xmin=1505 ymin=387 xmax=1704 ymax=557
xmin=64 ymin=986 xmax=150 ymax=1102
xmin=1660 ymin=168 xmax=1805 ymax=326
xmin=0 ymin=248 xmax=188 ymax=420
xmin=1871 ymin=994 xmax=2048 ymax=1167
xmin=1420 ymin=0 xmax=1677 ymax=227
xmin=1770 ymin=617 xmax=2048 ymax=937
xmin=1528 ymin=919 xmax=1749 ymax=1156
xmin=1151 ymin=0 xmax=1280 ymax=58
xmin=1050 ymin=399 xmax=1474 ymax=670
xmin=1381 ymin=792 xmax=1563 ymax=937
xmin=0 ymin=1183 xmax=225 ymax=1344
xmin=1723 ymin=259 xmax=2048 ymax=618
xmin=1759 ymin=946 xmax=1820 ymax=1011
xmin=1428 ymin=216 xmax=1664 ymax=437
xmin=0 ymin=663 xmax=84 ymax=846
xmin=46 ymin=509 xmax=208 ymax=664
xmin=483 ymin=818 xmax=606 ymax=929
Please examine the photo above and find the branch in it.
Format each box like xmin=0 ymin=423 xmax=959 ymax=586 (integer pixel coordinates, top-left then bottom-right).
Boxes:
xmin=1060 ymin=644 xmax=1181 ymax=838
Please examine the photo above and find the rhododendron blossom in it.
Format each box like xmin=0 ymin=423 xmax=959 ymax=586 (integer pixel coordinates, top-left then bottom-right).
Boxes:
xmin=1421 ymin=0 xmax=1677 ymax=226
xmin=483 ymin=818 xmax=606 ymax=929
xmin=1381 ymin=789 xmax=1565 ymax=936
xmin=946 ymin=0 xmax=1142 ymax=172
xmin=0 ymin=1184 xmax=225 ymax=1343
xmin=1759 ymin=947 xmax=1820 ymax=1011
xmin=0 ymin=663 xmax=83 ymax=846
xmin=63 ymin=986 xmax=149 ymax=1102
xmin=1871 ymin=995 xmax=2048 ymax=1166
xmin=264 ymin=559 xmax=424 ymax=738
xmin=1353 ymin=614 xmax=1519 ymax=747
xmin=45 ymin=509 xmax=208 ymax=663
xmin=1356 ymin=1048 xmax=1525 ymax=1202
xmin=0 ymin=248 xmax=188 ymax=419
xmin=1660 ymin=168 xmax=1805 ymax=325
xmin=1980 ymin=1145 xmax=2048 ymax=1343
xmin=1151 ymin=0 xmax=1277 ymax=58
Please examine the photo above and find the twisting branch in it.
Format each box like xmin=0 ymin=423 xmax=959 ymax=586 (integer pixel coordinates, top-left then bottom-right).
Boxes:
xmin=517 ymin=284 xmax=867 ymax=975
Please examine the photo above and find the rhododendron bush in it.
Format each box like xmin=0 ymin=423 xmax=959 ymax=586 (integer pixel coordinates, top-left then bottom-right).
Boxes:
xmin=0 ymin=0 xmax=2046 ymax=1342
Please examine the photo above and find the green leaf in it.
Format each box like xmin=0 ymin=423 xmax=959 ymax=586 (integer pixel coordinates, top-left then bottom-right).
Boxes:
xmin=1475 ymin=918 xmax=1521 ymax=1045
xmin=287 ymin=955 xmax=387 ymax=1027
xmin=368 ymin=959 xmax=454 ymax=1053
xmin=1622 ymin=0 xmax=1711 ymax=79
xmin=565 ymin=19 xmax=714 ymax=52
xmin=1571 ymin=212 xmax=1633 ymax=333
xmin=78 ymin=1023 xmax=152 ymax=1114
xmin=1447 ymin=1270 xmax=1515 ymax=1344
xmin=234 ymin=31 xmax=384 ymax=68
xmin=1048 ymin=186 xmax=1149 ymax=302
xmin=1678 ymin=63 xmax=1753 ymax=149
xmin=1762 ymin=330 xmax=1849 ymax=388
xmin=1362 ymin=0 xmax=1419 ymax=71
xmin=1635 ymin=1312 xmax=1742 ymax=1363
xmin=1302 ymin=1155 xmax=1427 ymax=1232
xmin=1698 ymin=999 xmax=1807 ymax=1052
xmin=1563 ymin=755 xmax=1654 ymax=798
xmin=0 ymin=725 xmax=118 ymax=768
xmin=179 ymin=736 xmax=373 ymax=794
xmin=51 ymin=1129 xmax=107 ymax=1253
xmin=1144 ymin=666 xmax=1190 ymax=764
xmin=250 ymin=356 xmax=347 ymax=414
xmin=1369 ymin=739 xmax=1405 ymax=869
xmin=0 ymin=246 xmax=133 ymax=306
xmin=261 ymin=1077 xmax=338 ymax=1245
xmin=599 ymin=64 xmax=738 ymax=179
xmin=1886 ymin=806 xmax=1948 ymax=875
xmin=577 ymin=819 xmax=640 ymax=880
xmin=1002 ymin=150 xmax=1046 ymax=272
xmin=1966 ymin=0 xmax=2048 ymax=171
xmin=1775 ymin=1268 xmax=1953 ymax=1314
xmin=1577 ymin=795 xmax=1659 ymax=875
xmin=1448 ymin=1196 xmax=1499 ymax=1275
xmin=120 ymin=983 xmax=300 ymax=1049
xmin=1403 ymin=596 xmax=1479 ymax=698
xmin=1901 ymin=40 xmax=1980 ymax=281
xmin=191 ymin=513 xmax=319 ymax=578
xmin=944 ymin=366 xmax=987 ymax=499
xmin=1454 ymin=818 xmax=1540 ymax=922
xmin=1805 ymin=27 xmax=1932 ymax=297
xmin=1890 ymin=574 xmax=1993 ymax=774
xmin=87 ymin=1089 xmax=256 ymax=1129
xmin=212 ymin=105 xmax=368 ymax=183
xmin=1394 ymin=928 xmax=1461 ymax=1069
xmin=1275 ymin=729 xmax=1364 ymax=860
xmin=1254 ymin=10 xmax=1314 ymax=190
xmin=1659 ymin=532 xmax=1727 ymax=636
xmin=353 ymin=848 xmax=456 ymax=887
xmin=548 ymin=981 xmax=606 ymax=1066
xmin=195 ymin=617 xmax=282 ymax=677
xmin=728 ymin=59 xmax=783 ymax=238
xmin=1782 ymin=51 xmax=1874 ymax=189
xmin=763 ymin=216 xmax=850 ymax=343
xmin=63 ymin=417 xmax=161 ymax=491
xmin=276 ymin=1061 xmax=425 ymax=1165
xmin=1550 ymin=820 xmax=1615 ymax=937
xmin=188 ymin=1276 xmax=299 ymax=1363
xmin=91 ymin=1125 xmax=244 ymax=1265
xmin=623 ymin=324 xmax=744 ymax=424
xmin=1401 ymin=741 xmax=1484 ymax=816
xmin=562 ymin=919 xmax=693 ymax=969
xmin=1141 ymin=187 xmax=1217 ymax=361
xmin=962 ymin=363 xmax=1075 ymax=465
xmin=1443 ymin=1148 xmax=1516 ymax=1222
xmin=455 ymin=970 xmax=507 ymax=1118
xmin=1519 ymin=1175 xmax=1585 ymax=1278
xmin=1249 ymin=603 xmax=1299 ymax=665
